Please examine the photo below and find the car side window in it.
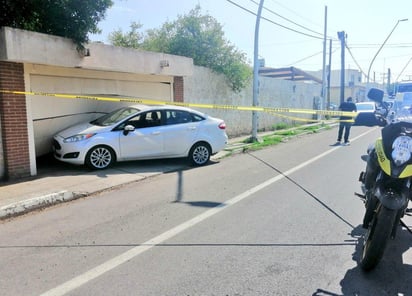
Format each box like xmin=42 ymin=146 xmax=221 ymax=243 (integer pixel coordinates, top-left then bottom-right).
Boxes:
xmin=144 ymin=111 xmax=162 ymax=127
xmin=117 ymin=111 xmax=162 ymax=129
xmin=165 ymin=110 xmax=193 ymax=125
xmin=191 ymin=113 xmax=205 ymax=122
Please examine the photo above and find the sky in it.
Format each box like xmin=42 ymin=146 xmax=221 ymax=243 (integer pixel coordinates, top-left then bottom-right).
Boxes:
xmin=89 ymin=0 xmax=412 ymax=84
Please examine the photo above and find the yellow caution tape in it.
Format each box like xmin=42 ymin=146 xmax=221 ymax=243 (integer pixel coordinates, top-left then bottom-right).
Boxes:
xmin=0 ymin=89 xmax=357 ymax=119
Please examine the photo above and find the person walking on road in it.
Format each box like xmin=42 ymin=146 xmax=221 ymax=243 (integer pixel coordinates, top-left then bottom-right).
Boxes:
xmin=336 ymin=97 xmax=357 ymax=145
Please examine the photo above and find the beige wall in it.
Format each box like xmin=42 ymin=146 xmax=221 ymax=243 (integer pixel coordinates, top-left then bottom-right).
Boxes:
xmin=184 ymin=66 xmax=321 ymax=137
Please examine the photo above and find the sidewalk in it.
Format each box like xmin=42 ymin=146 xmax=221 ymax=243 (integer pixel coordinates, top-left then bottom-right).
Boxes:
xmin=0 ymin=135 xmax=253 ymax=220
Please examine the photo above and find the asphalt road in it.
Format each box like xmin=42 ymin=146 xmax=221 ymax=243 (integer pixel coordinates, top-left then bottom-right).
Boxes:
xmin=1 ymin=125 xmax=412 ymax=296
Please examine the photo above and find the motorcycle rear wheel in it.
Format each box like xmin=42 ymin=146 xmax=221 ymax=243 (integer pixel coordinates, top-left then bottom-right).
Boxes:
xmin=360 ymin=206 xmax=397 ymax=271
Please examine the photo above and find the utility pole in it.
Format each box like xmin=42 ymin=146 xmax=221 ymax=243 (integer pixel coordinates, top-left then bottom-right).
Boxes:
xmin=251 ymin=0 xmax=264 ymax=142
xmin=387 ymin=68 xmax=391 ymax=94
xmin=337 ymin=31 xmax=346 ymax=103
xmin=320 ymin=6 xmax=327 ymax=117
xmin=327 ymin=39 xmax=332 ymax=109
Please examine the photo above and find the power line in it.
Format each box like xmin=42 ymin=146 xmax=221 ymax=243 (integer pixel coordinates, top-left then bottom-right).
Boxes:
xmin=347 ymin=43 xmax=412 ymax=49
xmin=225 ymin=0 xmax=325 ymax=40
xmin=286 ymin=51 xmax=323 ymax=66
xmin=227 ymin=0 xmax=371 ymax=73
xmin=269 ymin=0 xmax=323 ymax=31
xmin=345 ymin=42 xmax=367 ymax=77
xmin=248 ymin=0 xmax=324 ymax=37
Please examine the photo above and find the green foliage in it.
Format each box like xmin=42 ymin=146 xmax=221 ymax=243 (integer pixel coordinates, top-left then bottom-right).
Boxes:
xmin=241 ymin=122 xmax=327 ymax=152
xmin=0 ymin=0 xmax=113 ymax=49
xmin=108 ymin=5 xmax=251 ymax=92
xmin=108 ymin=22 xmax=143 ymax=49
xmin=273 ymin=122 xmax=291 ymax=130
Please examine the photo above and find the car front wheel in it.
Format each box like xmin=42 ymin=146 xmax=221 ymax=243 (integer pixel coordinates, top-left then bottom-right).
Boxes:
xmin=85 ymin=145 xmax=115 ymax=170
xmin=189 ymin=142 xmax=211 ymax=166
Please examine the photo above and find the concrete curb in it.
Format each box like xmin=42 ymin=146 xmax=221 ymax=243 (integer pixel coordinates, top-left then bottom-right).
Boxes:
xmin=0 ymin=190 xmax=76 ymax=219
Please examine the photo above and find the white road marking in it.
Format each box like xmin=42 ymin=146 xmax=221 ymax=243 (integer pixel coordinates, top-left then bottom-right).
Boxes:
xmin=41 ymin=128 xmax=376 ymax=296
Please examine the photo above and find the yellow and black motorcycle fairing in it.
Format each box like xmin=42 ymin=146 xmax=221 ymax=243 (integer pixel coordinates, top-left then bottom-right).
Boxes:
xmin=375 ymin=138 xmax=412 ymax=178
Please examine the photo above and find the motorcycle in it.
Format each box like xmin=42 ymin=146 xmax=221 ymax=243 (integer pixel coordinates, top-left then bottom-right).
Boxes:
xmin=357 ymin=88 xmax=412 ymax=271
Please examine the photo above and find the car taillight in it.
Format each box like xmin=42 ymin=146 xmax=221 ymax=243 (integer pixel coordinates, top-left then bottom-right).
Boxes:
xmin=218 ymin=122 xmax=226 ymax=129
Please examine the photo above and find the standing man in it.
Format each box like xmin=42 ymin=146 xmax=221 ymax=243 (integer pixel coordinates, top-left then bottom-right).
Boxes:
xmin=336 ymin=97 xmax=357 ymax=145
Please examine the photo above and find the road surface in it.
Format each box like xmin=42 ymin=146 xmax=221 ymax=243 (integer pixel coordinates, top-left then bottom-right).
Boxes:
xmin=1 ymin=125 xmax=411 ymax=296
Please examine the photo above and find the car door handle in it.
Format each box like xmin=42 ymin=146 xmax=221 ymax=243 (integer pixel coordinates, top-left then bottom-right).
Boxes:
xmin=187 ymin=126 xmax=196 ymax=130
xmin=152 ymin=131 xmax=161 ymax=135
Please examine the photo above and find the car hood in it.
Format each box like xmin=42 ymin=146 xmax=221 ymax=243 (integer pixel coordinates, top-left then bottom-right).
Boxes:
xmin=357 ymin=109 xmax=375 ymax=113
xmin=56 ymin=122 xmax=112 ymax=138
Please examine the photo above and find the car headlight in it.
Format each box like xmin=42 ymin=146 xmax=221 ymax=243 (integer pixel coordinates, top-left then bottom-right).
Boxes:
xmin=391 ymin=135 xmax=412 ymax=166
xmin=63 ymin=133 xmax=96 ymax=143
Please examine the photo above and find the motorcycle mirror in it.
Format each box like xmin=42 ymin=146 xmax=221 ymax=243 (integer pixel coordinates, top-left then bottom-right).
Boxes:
xmin=367 ymin=88 xmax=384 ymax=104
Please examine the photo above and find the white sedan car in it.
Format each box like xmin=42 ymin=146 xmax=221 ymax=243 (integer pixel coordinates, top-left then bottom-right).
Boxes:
xmin=356 ymin=101 xmax=376 ymax=113
xmin=53 ymin=104 xmax=228 ymax=169
xmin=354 ymin=101 xmax=385 ymax=126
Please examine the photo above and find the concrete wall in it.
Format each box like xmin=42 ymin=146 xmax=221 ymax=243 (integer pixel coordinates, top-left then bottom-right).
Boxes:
xmin=0 ymin=27 xmax=193 ymax=77
xmin=184 ymin=66 xmax=321 ymax=137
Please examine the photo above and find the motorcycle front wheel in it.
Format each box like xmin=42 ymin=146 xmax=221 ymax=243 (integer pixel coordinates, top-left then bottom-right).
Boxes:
xmin=362 ymin=194 xmax=379 ymax=228
xmin=360 ymin=205 xmax=397 ymax=271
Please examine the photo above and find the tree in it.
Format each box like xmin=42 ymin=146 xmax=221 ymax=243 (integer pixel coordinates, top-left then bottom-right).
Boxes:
xmin=109 ymin=5 xmax=251 ymax=92
xmin=0 ymin=0 xmax=113 ymax=49
xmin=108 ymin=22 xmax=143 ymax=49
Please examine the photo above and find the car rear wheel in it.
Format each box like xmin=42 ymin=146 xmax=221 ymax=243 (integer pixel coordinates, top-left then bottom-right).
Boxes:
xmin=85 ymin=145 xmax=115 ymax=170
xmin=189 ymin=142 xmax=211 ymax=166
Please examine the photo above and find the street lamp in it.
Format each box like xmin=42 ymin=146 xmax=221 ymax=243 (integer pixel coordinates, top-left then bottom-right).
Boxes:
xmin=366 ymin=18 xmax=408 ymax=85
xmin=251 ymin=0 xmax=264 ymax=142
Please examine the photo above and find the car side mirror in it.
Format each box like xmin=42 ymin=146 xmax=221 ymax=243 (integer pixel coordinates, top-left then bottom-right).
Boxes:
xmin=123 ymin=124 xmax=135 ymax=136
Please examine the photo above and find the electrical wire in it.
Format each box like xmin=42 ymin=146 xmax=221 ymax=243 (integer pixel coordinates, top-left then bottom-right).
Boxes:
xmin=345 ymin=42 xmax=367 ymax=77
xmin=227 ymin=0 xmax=392 ymax=73
xmin=285 ymin=51 xmax=323 ymax=66
xmin=248 ymin=0 xmax=324 ymax=37
xmin=269 ymin=0 xmax=324 ymax=31
xmin=225 ymin=0 xmax=326 ymax=40
xmin=348 ymin=43 xmax=412 ymax=49
xmin=395 ymin=56 xmax=412 ymax=82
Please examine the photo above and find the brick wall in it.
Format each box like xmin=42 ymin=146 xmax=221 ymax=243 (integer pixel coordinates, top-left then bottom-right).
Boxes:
xmin=173 ymin=76 xmax=184 ymax=102
xmin=0 ymin=61 xmax=30 ymax=180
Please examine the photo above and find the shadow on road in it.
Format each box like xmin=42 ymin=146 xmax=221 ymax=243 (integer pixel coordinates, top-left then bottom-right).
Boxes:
xmin=313 ymin=224 xmax=412 ymax=295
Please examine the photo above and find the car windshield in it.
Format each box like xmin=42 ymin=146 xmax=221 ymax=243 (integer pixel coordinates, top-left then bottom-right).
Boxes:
xmin=91 ymin=107 xmax=140 ymax=126
xmin=357 ymin=103 xmax=375 ymax=111
xmin=397 ymin=83 xmax=412 ymax=93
